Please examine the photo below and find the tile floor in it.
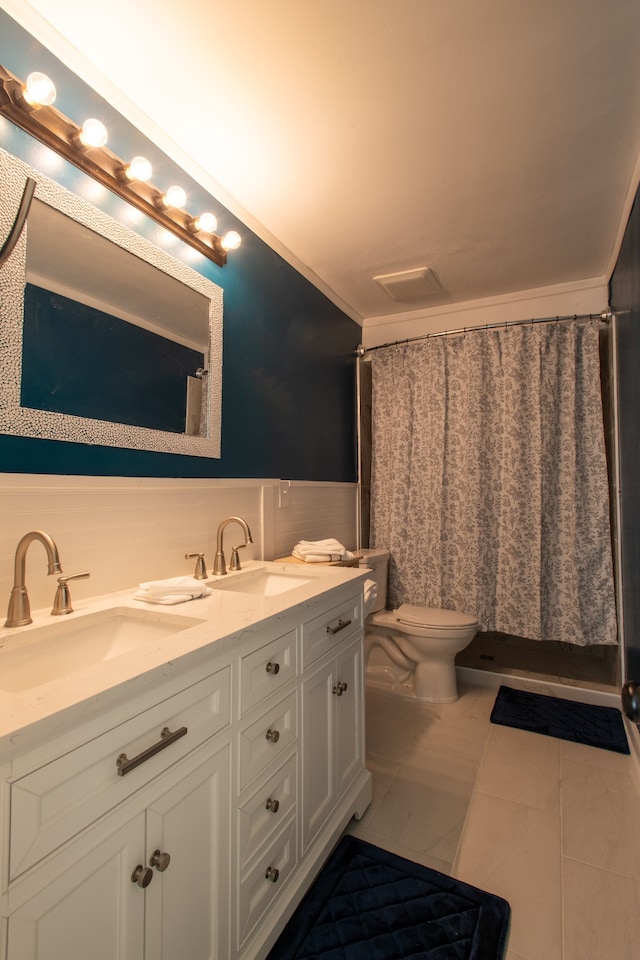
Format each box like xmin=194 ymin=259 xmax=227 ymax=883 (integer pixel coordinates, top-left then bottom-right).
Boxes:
xmin=345 ymin=680 xmax=640 ymax=960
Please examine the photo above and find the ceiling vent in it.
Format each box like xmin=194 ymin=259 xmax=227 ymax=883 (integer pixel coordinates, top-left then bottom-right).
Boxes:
xmin=374 ymin=266 xmax=442 ymax=303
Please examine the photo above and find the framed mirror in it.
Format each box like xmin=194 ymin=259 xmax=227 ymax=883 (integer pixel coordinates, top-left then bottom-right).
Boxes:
xmin=0 ymin=146 xmax=223 ymax=457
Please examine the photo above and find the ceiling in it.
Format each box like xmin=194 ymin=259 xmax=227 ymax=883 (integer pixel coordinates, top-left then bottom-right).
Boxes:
xmin=5 ymin=0 xmax=640 ymax=324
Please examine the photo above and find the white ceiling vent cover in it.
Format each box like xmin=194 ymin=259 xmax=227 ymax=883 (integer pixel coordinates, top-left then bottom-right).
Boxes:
xmin=374 ymin=266 xmax=442 ymax=303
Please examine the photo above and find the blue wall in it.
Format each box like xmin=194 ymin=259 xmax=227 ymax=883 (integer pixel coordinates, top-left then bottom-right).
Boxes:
xmin=610 ymin=190 xmax=640 ymax=681
xmin=0 ymin=11 xmax=360 ymax=481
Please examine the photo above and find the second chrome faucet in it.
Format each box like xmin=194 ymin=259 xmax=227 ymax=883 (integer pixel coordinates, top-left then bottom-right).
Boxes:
xmin=213 ymin=516 xmax=253 ymax=576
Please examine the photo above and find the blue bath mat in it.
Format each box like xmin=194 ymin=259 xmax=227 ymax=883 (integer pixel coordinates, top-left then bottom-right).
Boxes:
xmin=267 ymin=835 xmax=510 ymax=960
xmin=490 ymin=685 xmax=629 ymax=754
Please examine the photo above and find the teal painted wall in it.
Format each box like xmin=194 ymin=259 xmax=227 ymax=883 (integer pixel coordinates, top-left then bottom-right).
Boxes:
xmin=0 ymin=11 xmax=360 ymax=480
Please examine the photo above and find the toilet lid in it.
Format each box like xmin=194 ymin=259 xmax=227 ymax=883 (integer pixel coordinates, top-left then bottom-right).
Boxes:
xmin=395 ymin=603 xmax=477 ymax=629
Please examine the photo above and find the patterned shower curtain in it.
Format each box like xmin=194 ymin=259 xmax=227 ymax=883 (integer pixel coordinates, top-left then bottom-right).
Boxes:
xmin=369 ymin=320 xmax=617 ymax=646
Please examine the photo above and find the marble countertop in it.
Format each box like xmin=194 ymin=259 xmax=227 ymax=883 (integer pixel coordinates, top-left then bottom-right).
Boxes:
xmin=0 ymin=560 xmax=368 ymax=755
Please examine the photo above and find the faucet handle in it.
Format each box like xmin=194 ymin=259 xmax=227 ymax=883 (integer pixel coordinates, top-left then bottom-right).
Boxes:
xmin=185 ymin=553 xmax=208 ymax=579
xmin=230 ymin=544 xmax=247 ymax=572
xmin=51 ymin=572 xmax=90 ymax=617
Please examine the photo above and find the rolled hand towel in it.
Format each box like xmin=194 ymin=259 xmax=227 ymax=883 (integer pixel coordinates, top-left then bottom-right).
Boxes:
xmin=134 ymin=576 xmax=213 ymax=602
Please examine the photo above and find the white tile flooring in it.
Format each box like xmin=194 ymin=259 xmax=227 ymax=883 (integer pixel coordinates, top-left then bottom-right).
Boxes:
xmin=345 ymin=681 xmax=640 ymax=960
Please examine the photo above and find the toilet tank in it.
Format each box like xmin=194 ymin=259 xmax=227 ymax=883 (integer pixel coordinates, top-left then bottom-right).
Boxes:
xmin=359 ymin=548 xmax=389 ymax=613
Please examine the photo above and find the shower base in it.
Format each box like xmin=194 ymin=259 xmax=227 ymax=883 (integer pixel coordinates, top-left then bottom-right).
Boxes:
xmin=455 ymin=631 xmax=619 ymax=693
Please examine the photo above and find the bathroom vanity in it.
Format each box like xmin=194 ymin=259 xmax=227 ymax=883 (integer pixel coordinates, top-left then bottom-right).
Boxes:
xmin=0 ymin=562 xmax=371 ymax=959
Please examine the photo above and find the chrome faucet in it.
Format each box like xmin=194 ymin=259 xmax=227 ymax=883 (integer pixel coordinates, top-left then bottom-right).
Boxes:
xmin=5 ymin=530 xmax=63 ymax=627
xmin=213 ymin=516 xmax=253 ymax=576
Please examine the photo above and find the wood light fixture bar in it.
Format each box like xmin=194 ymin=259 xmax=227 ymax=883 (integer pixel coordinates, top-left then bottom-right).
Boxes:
xmin=0 ymin=64 xmax=231 ymax=266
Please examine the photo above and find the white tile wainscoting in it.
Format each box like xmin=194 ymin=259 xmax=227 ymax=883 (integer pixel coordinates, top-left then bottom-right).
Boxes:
xmin=0 ymin=475 xmax=359 ymax=616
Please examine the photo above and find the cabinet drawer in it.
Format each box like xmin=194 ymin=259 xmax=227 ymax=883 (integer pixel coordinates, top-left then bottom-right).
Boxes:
xmin=238 ymin=691 xmax=297 ymax=791
xmin=237 ymin=817 xmax=297 ymax=947
xmin=302 ymin=593 xmax=362 ymax=668
xmin=238 ymin=754 xmax=297 ymax=869
xmin=239 ymin=628 xmax=297 ymax=716
xmin=9 ymin=667 xmax=230 ymax=880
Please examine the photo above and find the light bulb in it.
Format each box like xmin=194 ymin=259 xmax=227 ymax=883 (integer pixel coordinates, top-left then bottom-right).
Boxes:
xmin=162 ymin=185 xmax=187 ymax=209
xmin=192 ymin=212 xmax=218 ymax=234
xmin=23 ymin=71 xmax=56 ymax=107
xmin=221 ymin=230 xmax=241 ymax=251
xmin=79 ymin=118 xmax=108 ymax=148
xmin=124 ymin=155 xmax=152 ymax=182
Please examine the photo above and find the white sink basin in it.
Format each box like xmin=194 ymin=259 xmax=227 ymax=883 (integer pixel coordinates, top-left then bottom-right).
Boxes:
xmin=0 ymin=606 xmax=204 ymax=693
xmin=210 ymin=569 xmax=314 ymax=597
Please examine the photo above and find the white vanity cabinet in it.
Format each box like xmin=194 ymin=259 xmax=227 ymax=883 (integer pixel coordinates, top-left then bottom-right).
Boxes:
xmin=5 ymin=739 xmax=230 ymax=960
xmin=300 ymin=593 xmax=365 ymax=851
xmin=0 ymin=575 xmax=372 ymax=960
xmin=2 ymin=666 xmax=232 ymax=960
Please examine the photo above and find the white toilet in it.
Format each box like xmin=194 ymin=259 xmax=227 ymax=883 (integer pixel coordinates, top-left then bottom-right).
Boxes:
xmin=360 ymin=548 xmax=478 ymax=703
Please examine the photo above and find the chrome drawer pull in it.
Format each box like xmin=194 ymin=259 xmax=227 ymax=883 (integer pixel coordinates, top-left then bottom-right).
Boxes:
xmin=116 ymin=725 xmax=188 ymax=777
xmin=265 ymin=728 xmax=280 ymax=743
xmin=265 ymin=866 xmax=279 ymax=883
xmin=265 ymin=797 xmax=280 ymax=813
xmin=326 ymin=617 xmax=352 ymax=636
xmin=266 ymin=661 xmax=280 ymax=674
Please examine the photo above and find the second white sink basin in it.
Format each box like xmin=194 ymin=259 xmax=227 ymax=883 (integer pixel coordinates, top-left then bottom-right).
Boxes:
xmin=210 ymin=568 xmax=314 ymax=597
xmin=0 ymin=606 xmax=204 ymax=693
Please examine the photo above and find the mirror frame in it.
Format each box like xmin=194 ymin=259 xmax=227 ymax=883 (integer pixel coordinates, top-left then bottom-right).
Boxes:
xmin=0 ymin=147 xmax=223 ymax=457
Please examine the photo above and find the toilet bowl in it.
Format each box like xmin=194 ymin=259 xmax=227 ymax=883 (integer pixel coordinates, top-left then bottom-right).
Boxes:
xmin=360 ymin=548 xmax=477 ymax=703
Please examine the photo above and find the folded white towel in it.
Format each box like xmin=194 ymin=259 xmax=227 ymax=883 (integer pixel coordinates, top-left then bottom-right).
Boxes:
xmin=292 ymin=539 xmax=354 ymax=563
xmin=133 ymin=592 xmax=198 ymax=605
xmin=295 ymin=539 xmax=346 ymax=554
xmin=134 ymin=576 xmax=212 ymax=604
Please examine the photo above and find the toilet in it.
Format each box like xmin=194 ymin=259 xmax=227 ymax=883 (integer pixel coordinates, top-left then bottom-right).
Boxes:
xmin=360 ymin=548 xmax=478 ymax=703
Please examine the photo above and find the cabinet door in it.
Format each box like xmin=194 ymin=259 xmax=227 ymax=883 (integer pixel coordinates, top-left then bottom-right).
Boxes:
xmin=301 ymin=662 xmax=334 ymax=851
xmin=144 ymin=743 xmax=230 ymax=960
xmin=6 ymin=813 xmax=145 ymax=960
xmin=334 ymin=641 xmax=364 ymax=800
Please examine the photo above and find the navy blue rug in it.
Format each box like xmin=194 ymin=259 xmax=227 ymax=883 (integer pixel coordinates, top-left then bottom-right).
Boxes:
xmin=490 ymin=685 xmax=629 ymax=754
xmin=267 ymin=835 xmax=510 ymax=960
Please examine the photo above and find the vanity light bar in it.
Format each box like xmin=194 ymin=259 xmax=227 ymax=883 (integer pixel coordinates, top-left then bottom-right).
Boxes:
xmin=0 ymin=65 xmax=240 ymax=267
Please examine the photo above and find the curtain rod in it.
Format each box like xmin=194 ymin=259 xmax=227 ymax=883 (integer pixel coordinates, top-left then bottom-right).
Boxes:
xmin=355 ymin=311 xmax=613 ymax=357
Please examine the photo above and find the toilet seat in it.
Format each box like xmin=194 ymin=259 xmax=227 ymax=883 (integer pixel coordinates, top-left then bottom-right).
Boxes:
xmin=395 ymin=603 xmax=477 ymax=631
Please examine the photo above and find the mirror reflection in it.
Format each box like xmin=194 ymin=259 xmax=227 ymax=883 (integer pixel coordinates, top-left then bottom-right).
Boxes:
xmin=23 ymin=200 xmax=209 ymax=435
xmin=0 ymin=146 xmax=223 ymax=457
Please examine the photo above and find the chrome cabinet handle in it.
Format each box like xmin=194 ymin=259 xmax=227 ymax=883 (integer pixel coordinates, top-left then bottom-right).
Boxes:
xmin=333 ymin=681 xmax=349 ymax=696
xmin=266 ymin=661 xmax=280 ymax=674
xmin=326 ymin=618 xmax=352 ymax=636
xmin=150 ymin=849 xmax=171 ymax=872
xmin=265 ymin=866 xmax=279 ymax=883
xmin=116 ymin=725 xmax=188 ymax=776
xmin=265 ymin=728 xmax=280 ymax=743
xmin=131 ymin=864 xmax=153 ymax=888
xmin=622 ymin=681 xmax=640 ymax=722
xmin=265 ymin=797 xmax=280 ymax=813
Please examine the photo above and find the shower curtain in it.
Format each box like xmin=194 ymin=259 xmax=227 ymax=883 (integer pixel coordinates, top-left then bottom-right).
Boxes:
xmin=369 ymin=320 xmax=617 ymax=646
